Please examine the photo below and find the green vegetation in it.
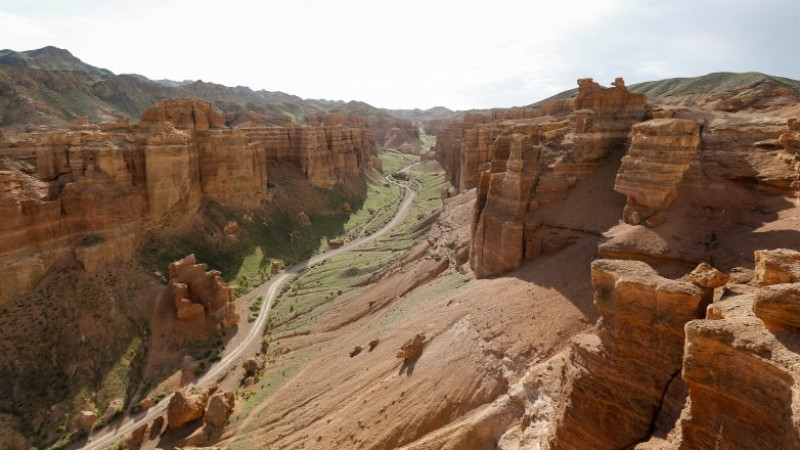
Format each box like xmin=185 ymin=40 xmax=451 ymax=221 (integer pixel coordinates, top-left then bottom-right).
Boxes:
xmin=629 ymin=72 xmax=800 ymax=102
xmin=264 ymin=161 xmax=446 ymax=333
xmin=79 ymin=234 xmax=105 ymax=247
xmin=378 ymin=149 xmax=417 ymax=174
xmin=139 ymin=151 xmax=415 ymax=296
xmin=420 ymin=132 xmax=437 ymax=153
xmin=228 ymin=162 xmax=447 ymax=425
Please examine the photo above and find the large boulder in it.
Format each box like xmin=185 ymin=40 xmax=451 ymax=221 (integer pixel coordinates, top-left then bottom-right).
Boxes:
xmin=754 ymin=249 xmax=800 ymax=286
xmin=76 ymin=410 xmax=97 ymax=432
xmin=684 ymin=262 xmax=729 ymax=289
xmin=167 ymin=389 xmax=208 ymax=429
xmin=754 ymin=282 xmax=800 ymax=330
xmin=204 ymin=390 xmax=236 ymax=428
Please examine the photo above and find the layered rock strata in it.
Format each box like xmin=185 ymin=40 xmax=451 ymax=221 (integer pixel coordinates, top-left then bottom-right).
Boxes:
xmin=676 ymin=249 xmax=800 ymax=449
xmin=435 ymin=76 xmax=800 ymax=277
xmin=547 ymin=259 xmax=710 ymax=449
xmin=312 ymin=111 xmax=421 ymax=154
xmin=0 ymin=98 xmax=374 ymax=304
xmin=464 ymin=78 xmax=649 ymax=277
xmin=614 ymin=119 xmax=701 ymax=223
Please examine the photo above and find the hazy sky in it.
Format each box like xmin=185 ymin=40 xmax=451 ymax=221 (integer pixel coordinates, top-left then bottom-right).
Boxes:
xmin=1 ymin=0 xmax=798 ymax=110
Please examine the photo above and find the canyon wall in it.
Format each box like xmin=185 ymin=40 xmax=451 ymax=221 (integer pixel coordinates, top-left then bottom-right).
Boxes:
xmin=441 ymin=78 xmax=649 ymax=277
xmin=548 ymin=259 xmax=711 ymax=448
xmin=0 ymin=98 xmax=374 ymax=305
xmin=497 ymin=113 xmax=800 ymax=448
xmin=434 ymin=76 xmax=800 ymax=278
xmin=309 ymin=111 xmax=421 ymax=154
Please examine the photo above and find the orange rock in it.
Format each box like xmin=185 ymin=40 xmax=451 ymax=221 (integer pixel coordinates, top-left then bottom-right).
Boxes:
xmin=0 ymin=98 xmax=376 ymax=305
xmin=204 ymin=390 xmax=235 ymax=428
xmin=168 ymin=254 xmax=237 ymax=328
xmin=548 ymin=259 xmax=709 ymax=449
xmin=458 ymin=77 xmax=649 ymax=277
xmin=753 ymin=283 xmax=800 ymax=329
xmin=167 ymin=389 xmax=208 ymax=429
xmin=615 ymin=118 xmax=701 ymax=221
xmin=396 ymin=334 xmax=425 ymax=360
xmin=754 ymin=249 xmax=800 ymax=286
xmin=684 ymin=262 xmax=729 ymax=289
xmin=126 ymin=423 xmax=148 ymax=448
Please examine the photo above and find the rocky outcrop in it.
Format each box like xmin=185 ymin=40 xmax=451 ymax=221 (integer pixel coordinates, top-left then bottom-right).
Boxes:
xmin=318 ymin=112 xmax=421 ymax=154
xmin=0 ymin=98 xmax=375 ymax=305
xmin=204 ymin=390 xmax=235 ymax=428
xmin=244 ymin=125 xmax=371 ymax=189
xmin=615 ymin=119 xmax=701 ymax=224
xmin=396 ymin=334 xmax=426 ymax=360
xmin=548 ymin=259 xmax=709 ymax=449
xmin=127 ymin=423 xmax=148 ymax=448
xmin=139 ymin=98 xmax=225 ymax=133
xmin=675 ymin=250 xmax=800 ymax=449
xmin=76 ymin=410 xmax=97 ymax=432
xmin=465 ymin=78 xmax=649 ymax=277
xmin=168 ymin=254 xmax=239 ymax=328
xmin=167 ymin=389 xmax=208 ymax=429
xmin=754 ymin=248 xmax=800 ymax=285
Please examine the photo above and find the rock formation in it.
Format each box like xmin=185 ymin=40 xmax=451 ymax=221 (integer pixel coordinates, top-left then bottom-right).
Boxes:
xmin=76 ymin=410 xmax=97 ymax=432
xmin=432 ymin=77 xmax=800 ymax=278
xmin=396 ymin=334 xmax=426 ymax=360
xmin=126 ymin=423 xmax=148 ymax=448
xmin=547 ymin=259 xmax=710 ymax=449
xmin=204 ymin=390 xmax=235 ymax=428
xmin=168 ymin=254 xmax=239 ymax=328
xmin=167 ymin=389 xmax=208 ymax=429
xmin=0 ymin=98 xmax=375 ymax=305
xmin=615 ymin=118 xmax=701 ymax=224
xmin=675 ymin=250 xmax=800 ymax=449
xmin=453 ymin=78 xmax=649 ymax=277
xmin=317 ymin=111 xmax=421 ymax=154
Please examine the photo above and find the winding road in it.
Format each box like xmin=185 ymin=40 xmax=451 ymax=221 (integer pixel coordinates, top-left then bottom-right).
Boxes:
xmin=82 ymin=169 xmax=416 ymax=449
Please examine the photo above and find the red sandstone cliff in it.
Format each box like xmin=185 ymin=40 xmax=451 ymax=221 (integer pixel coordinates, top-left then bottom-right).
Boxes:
xmin=442 ymin=78 xmax=649 ymax=277
xmin=0 ymin=98 xmax=374 ymax=305
xmin=312 ymin=110 xmax=421 ymax=154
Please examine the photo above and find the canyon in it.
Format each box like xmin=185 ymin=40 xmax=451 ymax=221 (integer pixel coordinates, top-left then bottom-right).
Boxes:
xmin=0 ymin=98 xmax=374 ymax=306
xmin=3 ymin=44 xmax=800 ymax=450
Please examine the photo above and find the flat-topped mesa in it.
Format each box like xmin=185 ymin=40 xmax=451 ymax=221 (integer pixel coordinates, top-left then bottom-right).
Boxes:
xmin=466 ymin=77 xmax=650 ymax=277
xmin=168 ymin=254 xmax=239 ymax=329
xmin=547 ymin=259 xmax=710 ymax=449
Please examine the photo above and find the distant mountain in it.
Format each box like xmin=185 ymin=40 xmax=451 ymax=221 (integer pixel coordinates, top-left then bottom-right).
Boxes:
xmin=384 ymin=106 xmax=458 ymax=121
xmin=0 ymin=46 xmax=112 ymax=82
xmin=125 ymin=73 xmax=195 ymax=88
xmin=0 ymin=46 xmax=469 ymax=129
xmin=534 ymin=72 xmax=800 ymax=112
xmin=0 ymin=46 xmax=347 ymax=127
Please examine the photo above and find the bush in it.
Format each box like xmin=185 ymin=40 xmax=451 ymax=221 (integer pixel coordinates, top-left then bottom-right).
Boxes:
xmin=80 ymin=234 xmax=105 ymax=247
